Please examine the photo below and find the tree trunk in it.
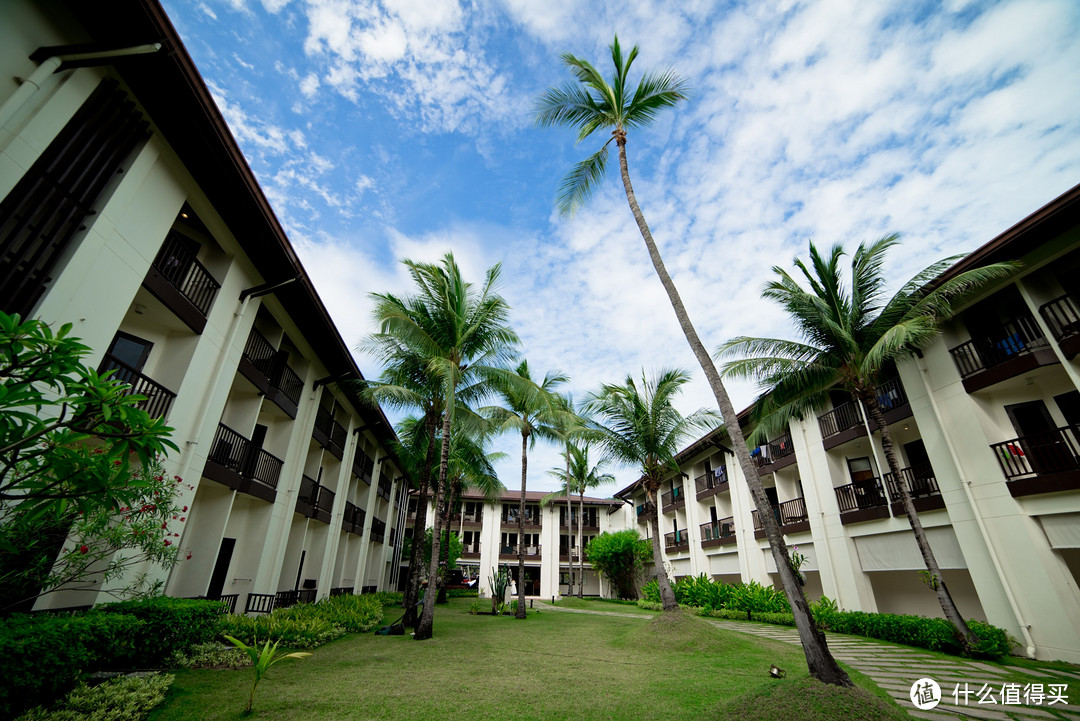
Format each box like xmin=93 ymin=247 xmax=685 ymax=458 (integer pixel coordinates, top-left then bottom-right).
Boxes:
xmin=403 ymin=410 xmax=438 ymax=627
xmin=415 ymin=398 xmax=454 ymax=640
xmin=436 ymin=479 xmax=456 ymax=605
xmin=516 ymin=431 xmax=528 ymax=619
xmin=615 ymin=134 xmax=851 ymax=685
xmin=577 ymin=492 xmax=585 ymax=598
xmin=860 ymin=390 xmax=976 ymax=651
xmin=645 ymin=482 xmax=677 ymax=610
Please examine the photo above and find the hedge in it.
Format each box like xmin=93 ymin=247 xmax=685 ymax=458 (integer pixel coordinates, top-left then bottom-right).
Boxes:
xmin=94 ymin=597 xmax=225 ymax=666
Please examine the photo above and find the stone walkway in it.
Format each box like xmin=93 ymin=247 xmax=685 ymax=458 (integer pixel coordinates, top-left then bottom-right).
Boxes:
xmin=535 ymin=602 xmax=1080 ymax=720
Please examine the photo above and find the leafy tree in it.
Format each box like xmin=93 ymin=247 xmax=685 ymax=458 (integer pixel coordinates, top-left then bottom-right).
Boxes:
xmin=584 ymin=529 xmax=651 ymax=600
xmin=717 ymin=237 xmax=1016 ymax=650
xmin=585 ymin=369 xmax=716 ymax=611
xmin=402 ymin=528 xmax=463 ymax=575
xmin=0 ymin=313 xmax=176 ymax=517
xmin=368 ymin=254 xmax=517 ymax=641
xmin=485 ymin=360 xmax=567 ymax=618
xmin=536 ymin=37 xmax=853 ymax=685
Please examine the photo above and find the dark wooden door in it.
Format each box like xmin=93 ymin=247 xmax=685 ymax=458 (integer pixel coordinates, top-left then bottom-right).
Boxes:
xmin=206 ymin=537 xmax=235 ymax=600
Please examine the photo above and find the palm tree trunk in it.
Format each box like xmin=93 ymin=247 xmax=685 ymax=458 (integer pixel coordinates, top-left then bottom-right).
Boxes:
xmin=615 ymin=135 xmax=851 ymax=685
xmin=860 ymin=391 xmax=976 ymax=651
xmin=516 ymin=431 xmax=528 ymax=619
xmin=404 ymin=411 xmax=438 ymax=627
xmin=645 ymin=483 xmax=677 ymax=610
xmin=577 ymin=491 xmax=585 ymax=598
xmin=436 ymin=481 xmax=455 ymax=605
xmin=415 ymin=398 xmax=454 ymax=640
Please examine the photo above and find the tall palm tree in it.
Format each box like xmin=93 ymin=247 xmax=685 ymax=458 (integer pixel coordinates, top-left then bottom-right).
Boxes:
xmin=536 ymin=37 xmax=853 ymax=685
xmin=717 ymin=236 xmax=1016 ymax=650
xmin=484 ymin=360 xmax=568 ymax=619
xmin=371 ymin=253 xmax=518 ymax=641
xmin=585 ymin=369 xmax=716 ymax=611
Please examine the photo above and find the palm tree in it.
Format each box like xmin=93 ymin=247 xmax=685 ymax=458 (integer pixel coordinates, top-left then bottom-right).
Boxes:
xmin=484 ymin=360 xmax=568 ymax=619
xmin=537 ymin=36 xmax=853 ymax=685
xmin=717 ymin=236 xmax=1016 ymax=650
xmin=371 ymin=253 xmax=518 ymax=640
xmin=585 ymin=369 xmax=716 ymax=611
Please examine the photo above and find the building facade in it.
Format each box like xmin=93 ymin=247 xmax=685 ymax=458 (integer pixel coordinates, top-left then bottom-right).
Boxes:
xmin=619 ymin=184 xmax=1080 ymax=663
xmin=1 ymin=0 xmax=409 ymax=613
xmin=408 ymin=490 xmax=628 ymax=600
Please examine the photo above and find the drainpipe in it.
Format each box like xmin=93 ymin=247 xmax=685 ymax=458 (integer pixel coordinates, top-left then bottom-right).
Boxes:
xmin=914 ymin=357 xmax=1037 ymax=658
xmin=857 ymin=400 xmax=889 ymax=506
xmin=0 ymin=44 xmax=162 ymax=130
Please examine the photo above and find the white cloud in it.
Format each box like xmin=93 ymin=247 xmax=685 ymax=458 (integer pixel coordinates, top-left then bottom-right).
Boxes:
xmin=299 ymin=72 xmax=321 ymax=97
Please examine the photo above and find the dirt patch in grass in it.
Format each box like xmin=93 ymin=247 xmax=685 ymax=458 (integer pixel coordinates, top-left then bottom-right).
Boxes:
xmin=622 ymin=609 xmax=732 ymax=654
xmin=716 ymin=675 xmax=910 ymax=721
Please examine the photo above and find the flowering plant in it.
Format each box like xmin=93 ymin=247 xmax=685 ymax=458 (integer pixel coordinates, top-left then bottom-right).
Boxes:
xmin=789 ymin=546 xmax=809 ymax=585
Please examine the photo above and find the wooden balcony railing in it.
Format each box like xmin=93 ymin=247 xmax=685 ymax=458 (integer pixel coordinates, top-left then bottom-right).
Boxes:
xmin=661 ymin=486 xmax=685 ymax=512
xmin=329 ymin=587 xmax=354 ymax=596
xmin=636 ymin=503 xmax=648 ymax=523
xmin=751 ymin=497 xmax=808 ymax=531
xmin=313 ymin=406 xmax=346 ymax=458
xmin=208 ymin=423 xmax=283 ymax=490
xmin=499 ymin=544 xmax=541 ymax=556
xmin=663 ymin=529 xmax=689 ymax=551
xmin=502 ymin=512 xmax=541 ymax=527
xmin=275 ymin=589 xmax=316 ymax=609
xmin=752 ymin=433 xmax=796 ymax=467
xmin=699 ymin=517 xmax=736 ymax=544
xmin=882 ymin=464 xmax=941 ymax=501
xmin=370 ymin=517 xmax=386 ymax=543
xmin=1040 ymin=294 xmax=1080 ymax=343
xmin=353 ymin=453 xmax=374 ymax=483
xmin=214 ymin=593 xmax=238 ymax=614
xmin=244 ymin=593 xmax=275 ymax=614
xmin=948 ymin=313 xmax=1050 ymax=379
xmin=991 ymin=426 xmax=1080 ymax=481
xmin=151 ymin=233 xmax=220 ymax=316
xmin=377 ymin=476 xmax=392 ymax=501
xmin=560 ymin=512 xmax=599 ymax=529
xmin=695 ymin=467 xmax=729 ymax=495
xmin=818 ymin=402 xmax=862 ymax=439
xmin=874 ymin=377 xmax=908 ymax=413
xmin=99 ymin=352 xmax=176 ymax=418
xmin=834 ymin=478 xmax=889 ymax=514
xmin=461 ymin=542 xmax=481 ymax=556
xmin=342 ymin=500 xmax=365 ymax=534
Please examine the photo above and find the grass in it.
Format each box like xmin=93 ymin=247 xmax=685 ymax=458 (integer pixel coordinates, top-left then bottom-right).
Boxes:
xmin=149 ymin=598 xmax=907 ymax=721
xmin=547 ymin=596 xmax=659 ymax=615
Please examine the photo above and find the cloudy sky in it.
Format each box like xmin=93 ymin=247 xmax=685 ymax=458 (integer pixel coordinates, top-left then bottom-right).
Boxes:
xmin=163 ymin=0 xmax=1080 ymax=495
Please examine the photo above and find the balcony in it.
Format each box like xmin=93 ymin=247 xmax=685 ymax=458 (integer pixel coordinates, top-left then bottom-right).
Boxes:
xmin=142 ymin=233 xmax=221 ymax=334
xmin=883 ymin=463 xmax=946 ymax=513
xmin=752 ymin=433 xmax=796 ymax=473
xmin=295 ymin=474 xmax=335 ymax=524
xmin=695 ymin=467 xmax=729 ymax=500
xmin=204 ymin=423 xmax=283 ymax=502
xmin=752 ymin=497 xmax=810 ymax=538
xmin=948 ymin=314 xmax=1057 ymax=393
xmin=817 ymin=379 xmax=911 ymax=450
xmin=663 ymin=529 xmax=690 ymax=553
xmin=700 ymin=517 xmax=736 ymax=548
xmin=834 ymin=478 xmax=891 ymax=524
xmin=275 ymin=589 xmax=317 ymax=609
xmin=376 ymin=476 xmax=392 ymax=502
xmin=636 ymin=503 xmax=648 ymax=524
xmin=457 ymin=510 xmax=483 ymax=526
xmin=99 ymin=353 xmax=176 ymax=419
xmin=560 ymin=512 xmax=599 ymax=531
xmin=499 ymin=544 xmax=541 ymax=559
xmin=353 ymin=453 xmax=374 ymax=484
xmin=559 ymin=548 xmax=583 ymax=563
xmin=991 ymin=426 xmax=1080 ymax=497
xmin=341 ymin=501 xmax=365 ymax=535
xmin=370 ymin=517 xmax=386 ymax=543
xmin=1039 ymin=294 xmax=1080 ymax=359
xmin=238 ymin=329 xmax=303 ymax=419
xmin=502 ymin=510 xmax=541 ymax=528
xmin=461 ymin=541 xmax=481 ymax=558
xmin=661 ymin=485 xmax=685 ymax=513
xmin=313 ymin=406 xmax=347 ymax=459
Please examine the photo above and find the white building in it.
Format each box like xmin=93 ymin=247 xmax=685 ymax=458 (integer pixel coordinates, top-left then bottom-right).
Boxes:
xmin=1 ymin=0 xmax=409 ymax=613
xmin=619 ymin=183 xmax=1080 ymax=663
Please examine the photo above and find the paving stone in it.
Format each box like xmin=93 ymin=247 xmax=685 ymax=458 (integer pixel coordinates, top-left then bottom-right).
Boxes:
xmin=910 ymin=710 xmax=966 ymax=720
xmin=922 ymin=703 xmax=1010 ymax=720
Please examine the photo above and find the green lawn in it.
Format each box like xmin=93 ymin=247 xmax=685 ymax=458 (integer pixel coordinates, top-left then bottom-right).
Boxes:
xmin=546 ymin=596 xmax=659 ymax=615
xmin=149 ymin=598 xmax=907 ymax=721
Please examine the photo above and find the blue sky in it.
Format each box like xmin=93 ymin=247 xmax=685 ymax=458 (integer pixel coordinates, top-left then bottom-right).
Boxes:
xmin=162 ymin=0 xmax=1080 ymax=495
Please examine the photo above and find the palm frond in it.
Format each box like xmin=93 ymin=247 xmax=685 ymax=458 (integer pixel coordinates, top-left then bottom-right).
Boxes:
xmin=556 ymin=143 xmax=611 ymax=217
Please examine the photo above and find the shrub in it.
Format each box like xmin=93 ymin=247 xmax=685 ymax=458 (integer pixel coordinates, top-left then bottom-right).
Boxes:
xmin=16 ymin=673 xmax=174 ymax=721
xmin=725 ymin=580 xmax=790 ymax=614
xmin=364 ymin=591 xmax=403 ymax=607
xmin=94 ymin=597 xmax=225 ymax=665
xmin=219 ymin=613 xmax=343 ymax=650
xmin=169 ymin=642 xmax=251 ymax=670
xmin=0 ymin=612 xmax=143 ymax=718
xmin=641 ymin=579 xmax=660 ymax=603
xmin=636 ymin=600 xmax=663 ymax=611
xmin=305 ymin=594 xmax=384 ymax=632
xmin=446 ymin=588 xmax=479 ymax=598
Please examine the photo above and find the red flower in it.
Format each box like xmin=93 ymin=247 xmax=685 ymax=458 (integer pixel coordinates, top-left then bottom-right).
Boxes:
xmin=113 ymin=460 xmax=122 ymax=466
xmin=161 ymin=522 xmax=168 ymax=529
xmin=154 ymin=475 xmax=163 ymax=481
xmin=182 ymin=506 xmax=188 ymax=512
xmin=164 ymin=540 xmax=171 ymax=546
xmin=79 ymin=545 xmax=89 ymax=554
xmin=185 ymin=554 xmax=192 ymax=560
xmin=180 ymin=517 xmax=186 ymax=522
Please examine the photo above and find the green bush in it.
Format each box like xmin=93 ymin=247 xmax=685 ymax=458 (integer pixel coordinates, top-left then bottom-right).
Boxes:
xmin=219 ymin=612 xmax=343 ymax=650
xmin=304 ymin=594 xmax=384 ymax=632
xmin=641 ymin=579 xmax=660 ymax=603
xmin=725 ymin=580 xmax=790 ymax=614
xmin=16 ymin=673 xmax=174 ymax=721
xmin=446 ymin=588 xmax=479 ymax=598
xmin=0 ymin=612 xmax=143 ymax=718
xmin=363 ymin=591 xmax=403 ymax=607
xmin=168 ymin=642 xmax=251 ymax=670
xmin=94 ymin=597 xmax=225 ymax=665
xmin=636 ymin=599 xmax=663 ymax=611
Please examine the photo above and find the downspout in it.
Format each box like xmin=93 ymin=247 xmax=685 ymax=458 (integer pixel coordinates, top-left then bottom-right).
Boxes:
xmin=856 ymin=400 xmax=889 ymax=506
xmin=0 ymin=44 xmax=162 ymax=130
xmin=914 ymin=356 xmax=1037 ymax=658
